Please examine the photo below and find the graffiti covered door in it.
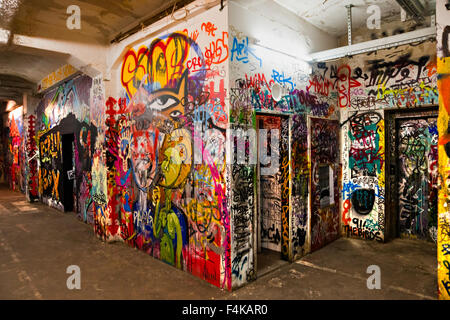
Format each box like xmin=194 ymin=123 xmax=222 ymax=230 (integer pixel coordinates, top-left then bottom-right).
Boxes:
xmin=396 ymin=116 xmax=438 ymax=241
xmin=310 ymin=117 xmax=340 ymax=252
xmin=257 ymin=115 xmax=282 ymax=253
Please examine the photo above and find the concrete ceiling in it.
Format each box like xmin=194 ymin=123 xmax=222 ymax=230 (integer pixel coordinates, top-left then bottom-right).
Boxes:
xmin=0 ymin=0 xmax=196 ymax=104
xmin=0 ymin=73 xmax=33 ymax=100
xmin=0 ymin=46 xmax=69 ymax=84
xmin=0 ymin=44 xmax=71 ymax=103
xmin=274 ymin=0 xmax=435 ymax=37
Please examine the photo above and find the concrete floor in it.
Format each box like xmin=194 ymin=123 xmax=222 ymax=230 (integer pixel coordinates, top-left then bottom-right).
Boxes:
xmin=0 ymin=186 xmax=437 ymax=300
xmin=257 ymin=248 xmax=289 ymax=277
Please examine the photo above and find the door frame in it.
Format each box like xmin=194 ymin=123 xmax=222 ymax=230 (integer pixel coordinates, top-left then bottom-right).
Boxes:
xmin=384 ymin=106 xmax=438 ymax=241
xmin=308 ymin=116 xmax=341 ymax=252
xmin=255 ymin=112 xmax=290 ymax=264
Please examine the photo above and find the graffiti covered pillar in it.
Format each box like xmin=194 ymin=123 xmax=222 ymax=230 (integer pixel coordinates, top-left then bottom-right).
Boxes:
xmin=109 ymin=3 xmax=232 ymax=290
xmin=7 ymin=106 xmax=24 ymax=192
xmin=437 ymin=0 xmax=450 ymax=300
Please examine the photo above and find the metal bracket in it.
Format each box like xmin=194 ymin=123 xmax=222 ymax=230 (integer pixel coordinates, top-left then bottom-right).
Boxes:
xmin=345 ymin=5 xmax=354 ymax=46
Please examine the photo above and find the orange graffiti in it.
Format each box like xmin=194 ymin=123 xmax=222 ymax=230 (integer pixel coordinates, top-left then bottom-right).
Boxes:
xmin=121 ymin=46 xmax=149 ymax=100
xmin=343 ymin=199 xmax=352 ymax=225
xmin=52 ymin=170 xmax=60 ymax=200
xmin=426 ymin=60 xmax=437 ymax=78
xmin=201 ymin=22 xmax=217 ymax=37
xmin=338 ymin=65 xmax=361 ymax=108
xmin=438 ymin=75 xmax=450 ymax=114
xmin=121 ymin=32 xmax=190 ymax=99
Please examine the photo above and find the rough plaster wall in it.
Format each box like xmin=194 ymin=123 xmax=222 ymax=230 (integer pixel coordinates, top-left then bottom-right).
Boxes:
xmin=275 ymin=0 xmax=406 ymax=38
xmin=6 ymin=106 xmax=24 ymax=193
xmin=23 ymin=96 xmax=39 ymax=202
xmin=230 ymin=0 xmax=338 ymax=57
xmin=35 ymin=74 xmax=95 ymax=213
xmin=106 ymin=3 xmax=232 ymax=290
xmin=1 ymin=112 xmax=9 ymax=184
xmin=338 ymin=40 xmax=438 ymax=243
xmin=309 ymin=117 xmax=341 ymax=252
xmin=0 ymin=115 xmax=5 ymax=184
xmin=436 ymin=0 xmax=450 ymax=301
xmin=229 ymin=0 xmax=339 ymax=288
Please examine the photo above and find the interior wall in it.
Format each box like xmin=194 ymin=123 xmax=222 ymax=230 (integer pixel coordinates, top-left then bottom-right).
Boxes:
xmin=309 ymin=117 xmax=341 ymax=252
xmin=1 ymin=0 xmax=340 ymax=292
xmin=35 ymin=74 xmax=97 ymax=215
xmin=94 ymin=3 xmax=233 ymax=290
xmin=257 ymin=114 xmax=283 ymax=253
xmin=6 ymin=106 xmax=25 ymax=192
xmin=3 ymin=72 xmax=97 ymax=219
xmin=229 ymin=0 xmax=339 ymax=288
xmin=436 ymin=0 xmax=450 ymax=301
xmin=24 ymin=95 xmax=39 ymax=202
xmin=5 ymin=95 xmax=43 ymax=202
xmin=0 ymin=112 xmax=5 ymax=184
xmin=338 ymin=40 xmax=438 ymax=243
xmin=230 ymin=0 xmax=338 ymax=57
xmin=3 ymin=0 xmax=444 ymax=294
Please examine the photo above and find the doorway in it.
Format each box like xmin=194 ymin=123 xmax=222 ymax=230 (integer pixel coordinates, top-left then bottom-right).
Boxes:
xmin=256 ymin=114 xmax=288 ymax=276
xmin=386 ymin=107 xmax=438 ymax=242
xmin=62 ymin=133 xmax=75 ymax=212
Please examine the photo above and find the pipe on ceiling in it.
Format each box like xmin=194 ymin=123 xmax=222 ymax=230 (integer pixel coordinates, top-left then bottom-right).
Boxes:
xmin=110 ymin=0 xmax=197 ymax=44
xmin=395 ymin=0 xmax=428 ymax=23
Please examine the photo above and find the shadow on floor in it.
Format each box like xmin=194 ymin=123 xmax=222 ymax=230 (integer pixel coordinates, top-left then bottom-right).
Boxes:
xmin=257 ymin=248 xmax=289 ymax=278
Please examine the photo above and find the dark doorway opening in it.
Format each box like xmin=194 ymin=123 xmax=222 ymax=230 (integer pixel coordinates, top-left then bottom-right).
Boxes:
xmin=309 ymin=117 xmax=340 ymax=252
xmin=61 ymin=133 xmax=75 ymax=212
xmin=385 ymin=107 xmax=438 ymax=242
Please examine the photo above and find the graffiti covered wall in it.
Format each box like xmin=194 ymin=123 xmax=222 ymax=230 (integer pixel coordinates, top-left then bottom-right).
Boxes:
xmin=229 ymin=0 xmax=339 ymax=287
xmin=1 ymin=0 xmax=447 ymax=296
xmin=310 ymin=117 xmax=340 ymax=251
xmin=6 ymin=106 xmax=25 ymax=192
xmin=36 ymin=74 xmax=97 ymax=216
xmin=339 ymin=40 xmax=438 ymax=242
xmin=25 ymin=112 xmax=39 ymax=202
xmin=437 ymin=0 xmax=450 ymax=300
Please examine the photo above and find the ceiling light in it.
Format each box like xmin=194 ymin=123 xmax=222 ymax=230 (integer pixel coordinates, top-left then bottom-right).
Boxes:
xmin=6 ymin=100 xmax=16 ymax=111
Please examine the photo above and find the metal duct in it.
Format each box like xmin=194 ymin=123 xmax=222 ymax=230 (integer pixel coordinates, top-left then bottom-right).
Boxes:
xmin=395 ymin=0 xmax=427 ymax=23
